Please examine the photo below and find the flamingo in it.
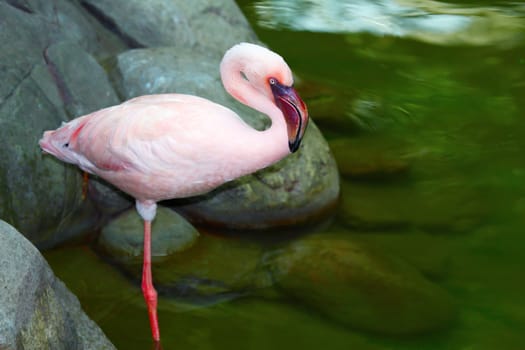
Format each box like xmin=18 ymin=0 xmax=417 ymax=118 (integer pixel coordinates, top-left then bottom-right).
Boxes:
xmin=39 ymin=42 xmax=308 ymax=343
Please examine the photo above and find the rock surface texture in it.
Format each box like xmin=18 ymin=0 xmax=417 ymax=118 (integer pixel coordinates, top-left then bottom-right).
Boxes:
xmin=0 ymin=220 xmax=115 ymax=349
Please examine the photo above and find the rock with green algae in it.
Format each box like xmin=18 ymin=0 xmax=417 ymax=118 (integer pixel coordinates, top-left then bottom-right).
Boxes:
xmin=266 ymin=234 xmax=457 ymax=335
xmin=0 ymin=220 xmax=115 ymax=350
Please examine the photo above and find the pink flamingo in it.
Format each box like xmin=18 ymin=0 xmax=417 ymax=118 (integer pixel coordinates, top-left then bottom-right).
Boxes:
xmin=39 ymin=43 xmax=308 ymax=343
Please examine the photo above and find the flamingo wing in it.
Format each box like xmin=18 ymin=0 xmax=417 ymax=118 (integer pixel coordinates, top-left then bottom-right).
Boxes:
xmin=73 ymin=94 xmax=244 ymax=176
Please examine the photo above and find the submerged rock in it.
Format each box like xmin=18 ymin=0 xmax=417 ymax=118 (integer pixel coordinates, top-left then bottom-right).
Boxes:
xmin=267 ymin=234 xmax=457 ymax=335
xmin=111 ymin=47 xmax=340 ymax=229
xmin=329 ymin=137 xmax=411 ymax=181
xmin=102 ymin=229 xmax=265 ymax=302
xmin=0 ymin=220 xmax=115 ymax=349
xmin=348 ymin=231 xmax=456 ymax=280
xmin=338 ymin=179 xmax=488 ymax=232
xmin=153 ymin=233 xmax=265 ymax=301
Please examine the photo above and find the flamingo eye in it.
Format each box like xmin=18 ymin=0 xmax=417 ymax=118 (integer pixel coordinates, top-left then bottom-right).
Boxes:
xmin=63 ymin=143 xmax=69 ymax=148
xmin=269 ymin=77 xmax=277 ymax=85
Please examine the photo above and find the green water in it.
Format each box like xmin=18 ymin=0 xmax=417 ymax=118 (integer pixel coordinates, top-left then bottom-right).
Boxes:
xmin=45 ymin=1 xmax=525 ymax=349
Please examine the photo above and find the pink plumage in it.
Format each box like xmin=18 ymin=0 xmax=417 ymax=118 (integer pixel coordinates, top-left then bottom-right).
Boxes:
xmin=39 ymin=42 xmax=308 ymax=343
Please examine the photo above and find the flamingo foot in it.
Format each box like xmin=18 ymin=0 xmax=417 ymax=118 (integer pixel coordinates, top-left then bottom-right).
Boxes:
xmin=142 ymin=278 xmax=160 ymax=341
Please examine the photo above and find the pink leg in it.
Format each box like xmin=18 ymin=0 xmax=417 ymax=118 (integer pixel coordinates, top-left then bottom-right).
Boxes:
xmin=142 ymin=219 xmax=160 ymax=342
xmin=81 ymin=172 xmax=89 ymax=200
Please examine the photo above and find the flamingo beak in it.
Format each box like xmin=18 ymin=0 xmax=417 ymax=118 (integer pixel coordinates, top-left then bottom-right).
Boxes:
xmin=270 ymin=81 xmax=309 ymax=153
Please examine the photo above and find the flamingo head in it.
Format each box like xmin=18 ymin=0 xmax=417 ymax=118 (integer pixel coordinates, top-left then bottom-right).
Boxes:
xmin=39 ymin=120 xmax=84 ymax=164
xmin=221 ymin=43 xmax=309 ymax=153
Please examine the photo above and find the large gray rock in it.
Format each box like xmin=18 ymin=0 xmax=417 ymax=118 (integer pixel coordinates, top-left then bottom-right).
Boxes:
xmin=0 ymin=1 xmax=122 ymax=246
xmin=43 ymin=41 xmax=120 ymax=117
xmin=0 ymin=0 xmax=97 ymax=105
xmin=41 ymin=41 xmax=132 ymax=225
xmin=0 ymin=3 xmax=70 ymax=244
xmin=80 ymin=0 xmax=195 ymax=48
xmin=111 ymin=47 xmax=340 ymax=229
xmin=0 ymin=220 xmax=115 ymax=349
xmin=0 ymin=59 xmax=83 ymax=246
xmin=81 ymin=0 xmax=257 ymax=53
xmin=175 ymin=0 xmax=259 ymax=54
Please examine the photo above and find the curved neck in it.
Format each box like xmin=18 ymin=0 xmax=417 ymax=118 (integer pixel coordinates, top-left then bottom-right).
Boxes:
xmin=220 ymin=54 xmax=290 ymax=172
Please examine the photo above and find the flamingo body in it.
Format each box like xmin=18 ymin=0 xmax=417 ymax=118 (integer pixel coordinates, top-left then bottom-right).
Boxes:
xmin=39 ymin=43 xmax=308 ymax=343
xmin=42 ymin=94 xmax=287 ymax=201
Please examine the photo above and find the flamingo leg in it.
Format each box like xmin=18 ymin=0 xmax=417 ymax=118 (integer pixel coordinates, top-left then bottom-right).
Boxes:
xmin=142 ymin=219 xmax=160 ymax=342
xmin=81 ymin=171 xmax=89 ymax=200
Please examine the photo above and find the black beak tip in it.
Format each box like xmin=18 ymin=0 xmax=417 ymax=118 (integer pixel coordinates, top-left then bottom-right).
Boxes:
xmin=289 ymin=139 xmax=301 ymax=153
